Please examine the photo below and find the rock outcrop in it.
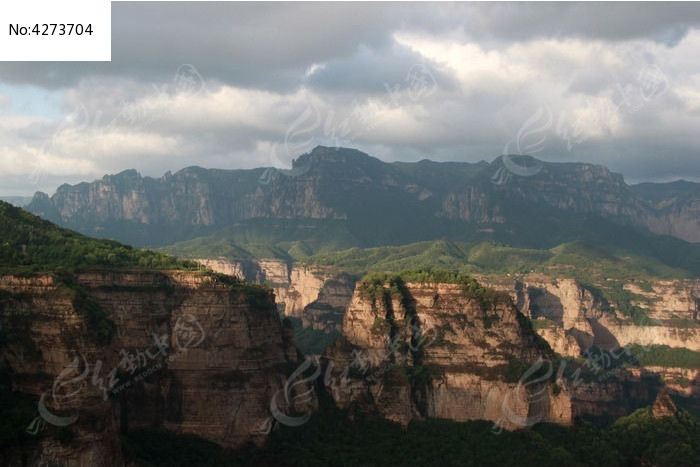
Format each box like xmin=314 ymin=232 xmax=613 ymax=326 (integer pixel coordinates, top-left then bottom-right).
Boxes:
xmin=195 ymin=258 xmax=356 ymax=334
xmin=642 ymin=366 xmax=699 ymax=397
xmin=477 ymin=275 xmax=700 ymax=356
xmin=27 ymin=147 xmax=700 ymax=248
xmin=652 ymin=389 xmax=679 ymax=419
xmin=632 ymin=180 xmax=700 ymax=243
xmin=323 ymin=277 xmax=572 ymax=429
xmin=0 ymin=270 xmax=307 ymax=466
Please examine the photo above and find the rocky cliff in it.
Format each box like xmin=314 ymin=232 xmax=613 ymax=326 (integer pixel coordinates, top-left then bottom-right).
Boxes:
xmin=0 ymin=270 xmax=306 ymax=466
xmin=632 ymin=180 xmax=700 ymax=243
xmin=477 ymin=275 xmax=700 ymax=356
xmin=194 ymin=257 xmax=699 ymax=363
xmin=195 ymin=257 xmax=356 ymax=335
xmin=322 ymin=276 xmax=572 ymax=429
xmin=652 ymin=389 xmax=680 ymax=419
xmin=472 ymin=274 xmax=699 ymax=415
xmin=315 ymin=272 xmax=694 ymax=429
xmin=27 ymin=147 xmax=700 ymax=251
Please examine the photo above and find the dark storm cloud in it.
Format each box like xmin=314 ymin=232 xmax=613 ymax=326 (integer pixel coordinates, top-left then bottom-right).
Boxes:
xmin=3 ymin=2 xmax=699 ymax=90
xmin=0 ymin=2 xmax=397 ymax=90
xmin=429 ymin=2 xmax=700 ymax=44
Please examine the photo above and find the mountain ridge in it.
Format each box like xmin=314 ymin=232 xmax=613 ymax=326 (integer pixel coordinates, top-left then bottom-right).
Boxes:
xmin=25 ymin=147 xmax=700 ymax=261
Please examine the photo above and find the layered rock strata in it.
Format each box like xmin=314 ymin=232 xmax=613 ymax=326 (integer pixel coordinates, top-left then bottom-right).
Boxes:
xmin=0 ymin=270 xmax=305 ymax=466
xmin=323 ymin=279 xmax=572 ymax=428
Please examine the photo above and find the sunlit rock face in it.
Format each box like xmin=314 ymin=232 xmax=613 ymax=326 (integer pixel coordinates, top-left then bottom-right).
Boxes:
xmin=195 ymin=257 xmax=355 ymax=333
xmin=652 ymin=390 xmax=679 ymax=419
xmin=324 ymin=279 xmax=572 ymax=429
xmin=477 ymin=275 xmax=700 ymax=355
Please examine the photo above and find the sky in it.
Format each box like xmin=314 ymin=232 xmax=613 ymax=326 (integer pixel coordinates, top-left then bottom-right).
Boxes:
xmin=1 ymin=1 xmax=700 ymax=195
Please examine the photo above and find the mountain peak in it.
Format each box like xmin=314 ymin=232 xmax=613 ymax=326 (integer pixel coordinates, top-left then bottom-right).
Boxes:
xmin=309 ymin=145 xmax=372 ymax=160
xmin=105 ymin=168 xmax=141 ymax=180
xmin=293 ymin=146 xmax=382 ymax=169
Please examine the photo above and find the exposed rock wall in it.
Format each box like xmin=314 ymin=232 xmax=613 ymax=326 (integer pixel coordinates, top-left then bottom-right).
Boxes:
xmin=652 ymin=390 xmax=679 ymax=419
xmin=27 ymin=147 xmax=700 ymax=247
xmin=477 ymin=275 xmax=700 ymax=355
xmin=642 ymin=366 xmax=699 ymax=398
xmin=195 ymin=258 xmax=356 ymax=334
xmin=645 ymin=198 xmax=700 ymax=243
xmin=0 ymin=270 xmax=303 ymax=466
xmin=195 ymin=262 xmax=700 ymax=357
xmin=325 ymin=280 xmax=572 ymax=428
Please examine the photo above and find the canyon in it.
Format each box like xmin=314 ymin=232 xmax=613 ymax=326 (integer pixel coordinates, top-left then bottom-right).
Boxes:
xmin=197 ymin=257 xmax=699 ymax=419
xmin=196 ymin=257 xmax=699 ymax=356
xmin=2 ymin=145 xmax=698 ymax=464
xmin=1 ymin=254 xmax=696 ymax=465
xmin=195 ymin=257 xmax=357 ymax=334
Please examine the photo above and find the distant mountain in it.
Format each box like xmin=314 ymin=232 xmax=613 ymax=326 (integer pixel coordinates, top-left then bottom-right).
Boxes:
xmin=630 ymin=180 xmax=700 ymax=243
xmin=26 ymin=146 xmax=699 ymax=272
xmin=0 ymin=196 xmax=33 ymax=207
xmin=632 ymin=180 xmax=699 ymax=205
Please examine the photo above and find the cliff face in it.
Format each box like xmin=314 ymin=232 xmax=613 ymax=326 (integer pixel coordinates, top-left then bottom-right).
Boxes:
xmin=324 ymin=279 xmax=572 ymax=429
xmin=194 ymin=259 xmax=699 ymax=360
xmin=27 ymin=147 xmax=700 ymax=249
xmin=34 ymin=164 xmax=339 ymax=228
xmin=645 ymin=200 xmax=700 ymax=243
xmin=472 ymin=274 xmax=699 ymax=414
xmin=641 ymin=367 xmax=699 ymax=398
xmin=319 ymin=275 xmax=695 ymax=428
xmin=477 ymin=275 xmax=700 ymax=356
xmin=632 ymin=180 xmax=700 ymax=243
xmin=195 ymin=258 xmax=356 ymax=334
xmin=0 ymin=270 xmax=304 ymax=466
xmin=438 ymin=161 xmax=643 ymax=230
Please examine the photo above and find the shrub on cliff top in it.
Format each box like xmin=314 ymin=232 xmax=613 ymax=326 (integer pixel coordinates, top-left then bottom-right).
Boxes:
xmin=359 ymin=269 xmax=511 ymax=313
xmin=361 ymin=268 xmax=477 ymax=285
xmin=237 ymin=283 xmax=275 ymax=311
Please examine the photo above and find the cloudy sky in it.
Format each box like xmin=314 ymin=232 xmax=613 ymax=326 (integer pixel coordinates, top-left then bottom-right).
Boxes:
xmin=1 ymin=2 xmax=700 ymax=195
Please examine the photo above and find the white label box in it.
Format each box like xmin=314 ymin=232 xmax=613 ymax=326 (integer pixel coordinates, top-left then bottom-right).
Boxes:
xmin=0 ymin=0 xmax=110 ymax=61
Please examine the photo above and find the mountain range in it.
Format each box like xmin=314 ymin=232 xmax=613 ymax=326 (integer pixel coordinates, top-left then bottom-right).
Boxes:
xmin=2 ymin=149 xmax=699 ymax=466
xmin=24 ymin=146 xmax=699 ymax=277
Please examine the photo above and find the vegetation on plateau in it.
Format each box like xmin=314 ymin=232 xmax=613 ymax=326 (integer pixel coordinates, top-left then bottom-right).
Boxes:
xmin=309 ymin=239 xmax=695 ymax=281
xmin=625 ymin=344 xmax=700 ymax=370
